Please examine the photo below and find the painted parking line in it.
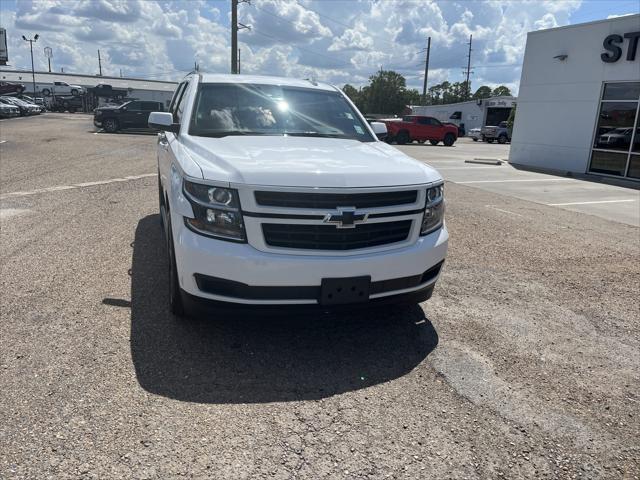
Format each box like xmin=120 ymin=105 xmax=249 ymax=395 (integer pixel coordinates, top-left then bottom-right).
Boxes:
xmin=485 ymin=205 xmax=526 ymax=217
xmin=457 ymin=178 xmax=574 ymax=184
xmin=436 ymin=166 xmax=506 ymax=170
xmin=0 ymin=140 xmax=6 ymax=144
xmin=0 ymin=208 xmax=31 ymax=219
xmin=547 ymin=199 xmax=638 ymax=206
xmin=0 ymin=173 xmax=155 ymax=200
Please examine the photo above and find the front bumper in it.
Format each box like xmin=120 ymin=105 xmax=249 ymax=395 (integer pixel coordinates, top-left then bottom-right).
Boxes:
xmin=172 ymin=210 xmax=448 ymax=306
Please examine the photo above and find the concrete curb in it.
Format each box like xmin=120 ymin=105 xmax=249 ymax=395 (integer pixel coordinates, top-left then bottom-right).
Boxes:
xmin=466 ymin=158 xmax=503 ymax=165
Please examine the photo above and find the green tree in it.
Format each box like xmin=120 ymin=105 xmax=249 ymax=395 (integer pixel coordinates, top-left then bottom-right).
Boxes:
xmin=492 ymin=85 xmax=512 ymax=97
xmin=342 ymin=84 xmax=363 ymax=111
xmin=472 ymin=86 xmax=492 ymax=100
xmin=359 ymin=70 xmax=411 ymax=115
xmin=404 ymin=88 xmax=422 ymax=106
xmin=428 ymin=84 xmax=442 ymax=105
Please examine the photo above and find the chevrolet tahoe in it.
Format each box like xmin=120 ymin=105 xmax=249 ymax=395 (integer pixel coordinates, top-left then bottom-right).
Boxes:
xmin=150 ymin=74 xmax=448 ymax=317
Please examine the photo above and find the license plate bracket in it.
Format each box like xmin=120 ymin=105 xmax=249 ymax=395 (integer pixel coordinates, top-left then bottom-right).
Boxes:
xmin=320 ymin=276 xmax=371 ymax=305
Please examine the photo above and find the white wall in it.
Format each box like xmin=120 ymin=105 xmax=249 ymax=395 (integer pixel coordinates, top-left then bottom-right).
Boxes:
xmin=510 ymin=15 xmax=640 ymax=173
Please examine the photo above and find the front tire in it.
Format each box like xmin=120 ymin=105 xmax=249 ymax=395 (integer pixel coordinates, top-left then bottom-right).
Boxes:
xmin=498 ymin=135 xmax=508 ymax=144
xmin=472 ymin=137 xmax=478 ymax=142
xmin=41 ymin=88 xmax=51 ymax=96
xmin=396 ymin=131 xmax=410 ymax=145
xmin=443 ymin=133 xmax=456 ymax=146
xmin=166 ymin=215 xmax=188 ymax=318
xmin=103 ymin=118 xmax=119 ymax=133
xmin=71 ymin=89 xmax=79 ymax=96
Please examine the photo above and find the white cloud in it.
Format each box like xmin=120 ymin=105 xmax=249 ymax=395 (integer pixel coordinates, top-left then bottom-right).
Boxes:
xmin=2 ymin=0 xmax=587 ymax=94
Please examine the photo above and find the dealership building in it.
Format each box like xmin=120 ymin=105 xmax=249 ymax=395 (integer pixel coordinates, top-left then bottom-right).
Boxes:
xmin=510 ymin=14 xmax=640 ymax=181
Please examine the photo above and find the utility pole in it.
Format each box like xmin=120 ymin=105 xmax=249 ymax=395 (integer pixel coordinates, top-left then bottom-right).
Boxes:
xmin=21 ymin=34 xmax=39 ymax=96
xmin=44 ymin=46 xmax=52 ymax=73
xmin=231 ymin=0 xmax=238 ymax=73
xmin=119 ymin=68 xmax=123 ymax=78
xmin=464 ymin=34 xmax=473 ymax=99
xmin=422 ymin=36 xmax=431 ymax=105
xmin=98 ymin=49 xmax=102 ymax=76
xmin=231 ymin=0 xmax=250 ymax=74
xmin=238 ymin=48 xmax=241 ymax=74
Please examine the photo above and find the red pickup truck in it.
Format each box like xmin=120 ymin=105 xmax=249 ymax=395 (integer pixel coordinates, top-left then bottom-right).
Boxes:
xmin=384 ymin=115 xmax=458 ymax=146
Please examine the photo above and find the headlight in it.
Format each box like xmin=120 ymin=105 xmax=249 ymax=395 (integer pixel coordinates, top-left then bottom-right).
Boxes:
xmin=420 ymin=183 xmax=445 ymax=235
xmin=182 ymin=180 xmax=246 ymax=242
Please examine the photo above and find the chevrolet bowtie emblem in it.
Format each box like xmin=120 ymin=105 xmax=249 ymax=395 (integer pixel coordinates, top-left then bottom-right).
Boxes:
xmin=323 ymin=207 xmax=369 ymax=229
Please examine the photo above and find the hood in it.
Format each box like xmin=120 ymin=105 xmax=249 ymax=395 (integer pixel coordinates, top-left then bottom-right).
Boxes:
xmin=181 ymin=135 xmax=442 ymax=188
xmin=96 ymin=105 xmax=121 ymax=111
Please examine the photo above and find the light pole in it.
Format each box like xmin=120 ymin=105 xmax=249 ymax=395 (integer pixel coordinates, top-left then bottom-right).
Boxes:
xmin=22 ymin=34 xmax=39 ymax=95
xmin=44 ymin=46 xmax=52 ymax=73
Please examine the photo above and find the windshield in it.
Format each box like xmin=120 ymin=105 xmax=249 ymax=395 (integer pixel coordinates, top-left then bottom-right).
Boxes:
xmin=189 ymin=83 xmax=374 ymax=141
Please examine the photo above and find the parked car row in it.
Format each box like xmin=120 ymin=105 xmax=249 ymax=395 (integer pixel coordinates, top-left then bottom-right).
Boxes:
xmin=0 ymin=96 xmax=46 ymax=117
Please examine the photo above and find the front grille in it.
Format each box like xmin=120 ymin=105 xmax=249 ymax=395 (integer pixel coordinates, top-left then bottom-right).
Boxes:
xmin=255 ymin=190 xmax=418 ymax=209
xmin=262 ymin=220 xmax=412 ymax=250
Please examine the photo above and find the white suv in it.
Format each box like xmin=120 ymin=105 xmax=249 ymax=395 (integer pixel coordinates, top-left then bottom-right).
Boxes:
xmin=150 ymin=74 xmax=448 ymax=316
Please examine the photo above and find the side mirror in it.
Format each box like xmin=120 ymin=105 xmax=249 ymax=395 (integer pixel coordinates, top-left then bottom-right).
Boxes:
xmin=149 ymin=111 xmax=180 ymax=133
xmin=370 ymin=121 xmax=387 ymax=140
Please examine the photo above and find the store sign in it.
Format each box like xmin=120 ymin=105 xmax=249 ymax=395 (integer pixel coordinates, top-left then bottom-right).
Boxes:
xmin=601 ymin=31 xmax=640 ymax=63
xmin=487 ymin=100 xmax=515 ymax=107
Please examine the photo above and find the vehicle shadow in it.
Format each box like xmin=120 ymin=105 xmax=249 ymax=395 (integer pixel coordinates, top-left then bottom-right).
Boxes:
xmin=129 ymin=214 xmax=439 ymax=404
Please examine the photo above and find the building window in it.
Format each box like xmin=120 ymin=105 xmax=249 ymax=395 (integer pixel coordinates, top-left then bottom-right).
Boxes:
xmin=589 ymin=81 xmax=640 ymax=179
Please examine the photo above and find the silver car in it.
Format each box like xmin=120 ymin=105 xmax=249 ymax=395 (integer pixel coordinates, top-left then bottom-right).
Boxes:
xmin=468 ymin=128 xmax=482 ymax=141
xmin=0 ymin=102 xmax=20 ymax=118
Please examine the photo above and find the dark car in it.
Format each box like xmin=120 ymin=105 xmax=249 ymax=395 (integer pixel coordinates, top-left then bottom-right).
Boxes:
xmin=52 ymin=95 xmax=84 ymax=113
xmin=94 ymin=100 xmax=165 ymax=132
xmin=597 ymin=127 xmax=633 ymax=149
xmin=0 ymin=81 xmax=25 ymax=95
xmin=0 ymin=96 xmax=39 ymax=116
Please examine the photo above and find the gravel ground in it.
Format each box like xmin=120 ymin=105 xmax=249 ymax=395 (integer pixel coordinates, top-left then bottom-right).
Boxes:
xmin=1 ymin=115 xmax=639 ymax=479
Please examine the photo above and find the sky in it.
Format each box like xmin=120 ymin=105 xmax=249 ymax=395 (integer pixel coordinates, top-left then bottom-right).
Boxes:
xmin=0 ymin=0 xmax=637 ymax=95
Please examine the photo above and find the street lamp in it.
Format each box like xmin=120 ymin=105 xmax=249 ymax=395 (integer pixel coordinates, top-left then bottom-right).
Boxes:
xmin=22 ymin=34 xmax=39 ymax=95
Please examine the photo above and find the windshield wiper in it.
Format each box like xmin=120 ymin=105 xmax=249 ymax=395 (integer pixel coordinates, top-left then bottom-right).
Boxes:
xmin=193 ymin=131 xmax=277 ymax=138
xmin=285 ymin=131 xmax=346 ymax=138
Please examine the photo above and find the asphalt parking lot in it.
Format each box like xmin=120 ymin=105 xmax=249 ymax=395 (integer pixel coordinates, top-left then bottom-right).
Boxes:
xmin=1 ymin=114 xmax=639 ymax=479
